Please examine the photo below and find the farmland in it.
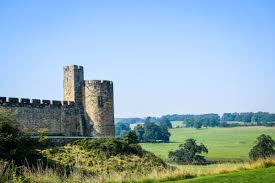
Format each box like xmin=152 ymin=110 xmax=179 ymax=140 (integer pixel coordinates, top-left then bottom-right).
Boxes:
xmin=141 ymin=126 xmax=275 ymax=161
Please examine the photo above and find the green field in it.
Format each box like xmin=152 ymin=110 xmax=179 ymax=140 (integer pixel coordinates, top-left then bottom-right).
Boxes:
xmin=141 ymin=127 xmax=275 ymax=161
xmin=166 ymin=166 xmax=275 ymax=183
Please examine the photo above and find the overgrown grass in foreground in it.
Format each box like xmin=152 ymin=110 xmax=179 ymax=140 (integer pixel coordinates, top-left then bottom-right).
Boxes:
xmin=141 ymin=127 xmax=275 ymax=161
xmin=1 ymin=157 xmax=275 ymax=182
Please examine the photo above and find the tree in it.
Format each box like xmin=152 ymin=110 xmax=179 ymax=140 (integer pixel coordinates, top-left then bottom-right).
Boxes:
xmin=194 ymin=121 xmax=202 ymax=129
xmin=0 ymin=109 xmax=41 ymax=165
xmin=249 ymin=134 xmax=275 ymax=160
xmin=121 ymin=130 xmax=139 ymax=144
xmin=133 ymin=124 xmax=145 ymax=141
xmin=144 ymin=122 xmax=170 ymax=142
xmin=134 ymin=123 xmax=170 ymax=143
xmin=168 ymin=139 xmax=208 ymax=165
xmin=159 ymin=116 xmax=172 ymax=129
xmin=115 ymin=122 xmax=130 ymax=136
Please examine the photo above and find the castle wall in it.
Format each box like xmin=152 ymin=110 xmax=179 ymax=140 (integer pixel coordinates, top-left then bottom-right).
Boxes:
xmin=0 ymin=97 xmax=81 ymax=136
xmin=83 ymin=80 xmax=115 ymax=137
xmin=0 ymin=65 xmax=115 ymax=138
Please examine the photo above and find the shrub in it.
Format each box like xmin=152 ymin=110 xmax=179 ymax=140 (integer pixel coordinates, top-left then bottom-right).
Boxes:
xmin=249 ymin=134 xmax=275 ymax=160
xmin=76 ymin=137 xmax=143 ymax=157
xmin=169 ymin=138 xmax=208 ymax=165
xmin=120 ymin=130 xmax=139 ymax=144
xmin=0 ymin=109 xmax=43 ymax=165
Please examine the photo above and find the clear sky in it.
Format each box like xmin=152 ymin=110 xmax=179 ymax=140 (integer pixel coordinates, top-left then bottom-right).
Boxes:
xmin=0 ymin=0 xmax=274 ymax=117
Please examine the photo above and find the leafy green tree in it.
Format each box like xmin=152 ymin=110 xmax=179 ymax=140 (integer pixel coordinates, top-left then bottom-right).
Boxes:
xmin=134 ymin=124 xmax=145 ymax=141
xmin=168 ymin=139 xmax=208 ymax=165
xmin=249 ymin=134 xmax=275 ymax=160
xmin=134 ymin=123 xmax=170 ymax=142
xmin=121 ymin=130 xmax=139 ymax=144
xmin=159 ymin=116 xmax=172 ymax=129
xmin=185 ymin=117 xmax=195 ymax=127
xmin=194 ymin=121 xmax=202 ymax=129
xmin=159 ymin=125 xmax=170 ymax=142
xmin=144 ymin=122 xmax=170 ymax=142
xmin=115 ymin=122 xmax=130 ymax=136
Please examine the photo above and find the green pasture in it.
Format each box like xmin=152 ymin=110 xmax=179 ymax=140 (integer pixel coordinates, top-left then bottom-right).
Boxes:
xmin=141 ymin=127 xmax=275 ymax=161
xmin=166 ymin=166 xmax=275 ymax=183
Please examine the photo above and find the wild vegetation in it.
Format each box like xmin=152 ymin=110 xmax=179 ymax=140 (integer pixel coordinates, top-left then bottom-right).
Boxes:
xmin=2 ymin=108 xmax=275 ymax=183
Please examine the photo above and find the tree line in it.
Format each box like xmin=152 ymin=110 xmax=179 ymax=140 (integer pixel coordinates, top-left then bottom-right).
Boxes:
xmin=116 ymin=117 xmax=172 ymax=142
xmin=221 ymin=112 xmax=275 ymax=123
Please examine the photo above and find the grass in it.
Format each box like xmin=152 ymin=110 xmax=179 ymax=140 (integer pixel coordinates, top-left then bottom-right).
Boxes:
xmin=166 ymin=166 xmax=275 ymax=183
xmin=2 ymin=157 xmax=275 ymax=183
xmin=141 ymin=126 xmax=275 ymax=161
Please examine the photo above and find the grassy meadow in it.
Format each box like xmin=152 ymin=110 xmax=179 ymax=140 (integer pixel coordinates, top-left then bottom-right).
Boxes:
xmin=166 ymin=166 xmax=275 ymax=183
xmin=141 ymin=126 xmax=275 ymax=161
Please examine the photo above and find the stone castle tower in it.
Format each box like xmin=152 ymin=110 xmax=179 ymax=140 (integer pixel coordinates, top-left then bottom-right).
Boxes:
xmin=0 ymin=65 xmax=115 ymax=137
xmin=64 ymin=65 xmax=115 ymax=137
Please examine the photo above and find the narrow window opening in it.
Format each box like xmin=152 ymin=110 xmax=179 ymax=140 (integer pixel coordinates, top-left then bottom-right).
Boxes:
xmin=98 ymin=96 xmax=103 ymax=107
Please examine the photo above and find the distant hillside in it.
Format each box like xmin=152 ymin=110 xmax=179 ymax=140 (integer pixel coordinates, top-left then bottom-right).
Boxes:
xmin=115 ymin=117 xmax=143 ymax=124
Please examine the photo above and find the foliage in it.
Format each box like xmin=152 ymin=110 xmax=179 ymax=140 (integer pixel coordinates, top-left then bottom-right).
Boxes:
xmin=222 ymin=112 xmax=275 ymax=124
xmin=115 ymin=122 xmax=130 ymax=136
xmin=165 ymin=114 xmax=220 ymax=128
xmin=0 ymin=109 xmax=42 ymax=165
xmin=249 ymin=134 xmax=275 ymax=160
xmin=194 ymin=121 xmax=202 ymax=129
xmin=77 ymin=137 xmax=143 ymax=156
xmin=169 ymin=139 xmax=208 ymax=165
xmin=134 ymin=122 xmax=171 ymax=142
xmin=120 ymin=130 xmax=139 ymax=144
xmin=134 ymin=124 xmax=145 ymax=142
xmin=158 ymin=116 xmax=173 ymax=129
xmin=42 ymin=138 xmax=167 ymax=176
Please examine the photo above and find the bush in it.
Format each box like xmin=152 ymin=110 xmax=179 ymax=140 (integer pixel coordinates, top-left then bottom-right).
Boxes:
xmin=169 ymin=139 xmax=208 ymax=165
xmin=120 ymin=130 xmax=139 ymax=144
xmin=249 ymin=134 xmax=275 ymax=160
xmin=76 ymin=137 xmax=143 ymax=157
xmin=0 ymin=109 xmax=43 ymax=165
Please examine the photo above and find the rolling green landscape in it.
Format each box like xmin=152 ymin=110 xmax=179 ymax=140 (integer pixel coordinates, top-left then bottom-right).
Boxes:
xmin=141 ymin=126 xmax=275 ymax=161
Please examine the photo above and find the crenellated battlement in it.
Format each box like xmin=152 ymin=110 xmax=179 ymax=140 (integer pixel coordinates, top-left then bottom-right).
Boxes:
xmin=85 ymin=80 xmax=113 ymax=84
xmin=0 ymin=97 xmax=75 ymax=108
xmin=63 ymin=65 xmax=83 ymax=71
xmin=1 ymin=65 xmax=114 ymax=137
xmin=84 ymin=80 xmax=113 ymax=89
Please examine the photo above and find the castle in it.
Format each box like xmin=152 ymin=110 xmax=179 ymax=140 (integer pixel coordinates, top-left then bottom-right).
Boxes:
xmin=0 ymin=65 xmax=115 ymax=137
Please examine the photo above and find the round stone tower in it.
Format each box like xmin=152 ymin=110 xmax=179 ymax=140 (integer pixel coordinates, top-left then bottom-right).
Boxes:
xmin=83 ymin=80 xmax=115 ymax=137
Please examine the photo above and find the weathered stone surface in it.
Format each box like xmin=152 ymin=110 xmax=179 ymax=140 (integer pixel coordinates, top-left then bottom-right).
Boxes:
xmin=0 ymin=65 xmax=115 ymax=137
xmin=84 ymin=80 xmax=115 ymax=137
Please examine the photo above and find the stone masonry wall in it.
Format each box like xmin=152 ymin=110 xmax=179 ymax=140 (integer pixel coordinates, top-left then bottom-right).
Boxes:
xmin=83 ymin=80 xmax=115 ymax=137
xmin=63 ymin=65 xmax=87 ymax=136
xmin=0 ymin=97 xmax=81 ymax=136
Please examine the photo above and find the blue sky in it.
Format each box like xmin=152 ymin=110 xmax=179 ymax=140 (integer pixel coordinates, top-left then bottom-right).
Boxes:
xmin=0 ymin=0 xmax=274 ymax=117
